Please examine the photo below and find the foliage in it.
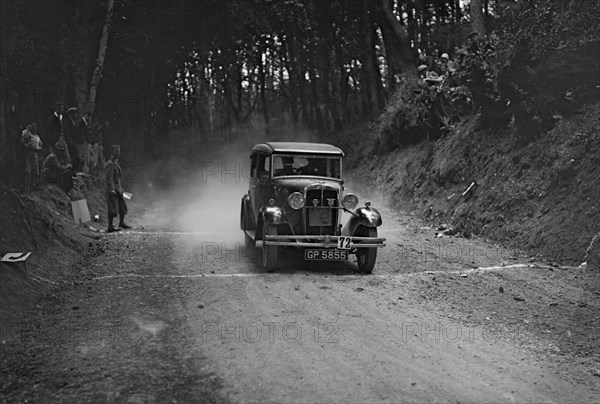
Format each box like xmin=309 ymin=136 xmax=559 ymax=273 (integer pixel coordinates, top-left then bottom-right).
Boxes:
xmin=491 ymin=0 xmax=600 ymax=142
xmin=377 ymin=77 xmax=431 ymax=135
xmin=373 ymin=0 xmax=600 ymax=150
xmin=499 ymin=0 xmax=600 ymax=59
xmin=375 ymin=75 xmax=469 ymax=148
xmin=453 ymin=34 xmax=503 ymax=104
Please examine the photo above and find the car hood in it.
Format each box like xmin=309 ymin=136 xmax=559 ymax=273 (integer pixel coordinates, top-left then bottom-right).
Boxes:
xmin=273 ymin=177 xmax=343 ymax=194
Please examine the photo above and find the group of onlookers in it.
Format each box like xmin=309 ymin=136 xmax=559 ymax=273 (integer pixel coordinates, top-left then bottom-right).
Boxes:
xmin=418 ymin=50 xmax=458 ymax=84
xmin=19 ymin=101 xmax=105 ymax=194
xmin=412 ymin=32 xmax=490 ymax=133
xmin=417 ymin=32 xmax=485 ymax=85
xmin=18 ymin=102 xmax=131 ymax=233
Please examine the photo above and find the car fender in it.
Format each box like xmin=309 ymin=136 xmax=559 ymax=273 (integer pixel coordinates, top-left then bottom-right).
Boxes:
xmin=240 ymin=194 xmax=255 ymax=230
xmin=342 ymin=207 xmax=383 ymax=236
xmin=255 ymin=206 xmax=286 ymax=240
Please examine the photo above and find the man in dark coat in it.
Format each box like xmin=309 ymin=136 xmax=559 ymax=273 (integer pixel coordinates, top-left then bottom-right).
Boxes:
xmin=79 ymin=112 xmax=92 ymax=174
xmin=105 ymin=145 xmax=130 ymax=232
xmin=45 ymin=102 xmax=65 ymax=154
xmin=64 ymin=107 xmax=82 ymax=171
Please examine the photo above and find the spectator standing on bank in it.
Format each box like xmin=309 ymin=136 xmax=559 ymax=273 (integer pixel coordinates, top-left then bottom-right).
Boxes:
xmin=97 ymin=139 xmax=106 ymax=175
xmin=88 ymin=114 xmax=101 ymax=177
xmin=80 ymin=112 xmax=92 ymax=174
xmin=73 ymin=110 xmax=90 ymax=174
xmin=105 ymin=145 xmax=130 ymax=232
xmin=21 ymin=123 xmax=43 ymax=192
xmin=45 ymin=102 xmax=65 ymax=154
xmin=64 ymin=107 xmax=82 ymax=172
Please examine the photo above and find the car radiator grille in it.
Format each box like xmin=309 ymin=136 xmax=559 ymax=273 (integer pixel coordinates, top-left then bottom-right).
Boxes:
xmin=305 ymin=189 xmax=338 ymax=235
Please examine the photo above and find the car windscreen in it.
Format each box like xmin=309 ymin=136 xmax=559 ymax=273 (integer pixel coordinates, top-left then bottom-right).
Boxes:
xmin=272 ymin=155 xmax=341 ymax=179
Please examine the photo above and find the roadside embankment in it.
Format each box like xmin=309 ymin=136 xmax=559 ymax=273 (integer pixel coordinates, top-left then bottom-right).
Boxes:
xmin=0 ymin=178 xmax=107 ymax=327
xmin=347 ymin=103 xmax=600 ymax=267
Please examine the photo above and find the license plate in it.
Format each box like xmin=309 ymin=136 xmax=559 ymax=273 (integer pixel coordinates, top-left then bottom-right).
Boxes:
xmin=305 ymin=249 xmax=349 ymax=261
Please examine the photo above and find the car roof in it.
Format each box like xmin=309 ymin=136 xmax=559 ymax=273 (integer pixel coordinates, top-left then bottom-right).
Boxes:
xmin=252 ymin=142 xmax=344 ymax=156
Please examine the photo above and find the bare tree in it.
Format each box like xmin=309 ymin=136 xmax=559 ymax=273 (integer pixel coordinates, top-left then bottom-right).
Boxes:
xmin=377 ymin=0 xmax=417 ymax=79
xmin=0 ymin=1 xmax=8 ymax=161
xmin=470 ymin=0 xmax=487 ymax=36
xmin=87 ymin=0 xmax=116 ymax=118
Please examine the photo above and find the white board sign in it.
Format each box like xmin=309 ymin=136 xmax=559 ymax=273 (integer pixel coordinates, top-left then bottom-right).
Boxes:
xmin=71 ymin=199 xmax=91 ymax=224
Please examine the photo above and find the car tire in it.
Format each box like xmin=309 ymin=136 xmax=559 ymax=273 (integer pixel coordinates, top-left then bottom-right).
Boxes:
xmin=262 ymin=222 xmax=278 ymax=271
xmin=356 ymin=227 xmax=377 ymax=274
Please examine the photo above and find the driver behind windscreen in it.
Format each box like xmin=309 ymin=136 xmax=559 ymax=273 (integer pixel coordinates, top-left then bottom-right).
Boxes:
xmin=279 ymin=156 xmax=296 ymax=176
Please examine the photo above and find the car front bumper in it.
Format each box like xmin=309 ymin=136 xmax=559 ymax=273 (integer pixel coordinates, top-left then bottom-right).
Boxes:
xmin=263 ymin=234 xmax=386 ymax=248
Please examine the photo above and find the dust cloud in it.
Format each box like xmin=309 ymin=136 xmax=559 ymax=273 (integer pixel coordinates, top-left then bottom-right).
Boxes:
xmin=132 ymin=148 xmax=252 ymax=246
xmin=176 ymin=151 xmax=250 ymax=244
xmin=127 ymin=128 xmax=329 ymax=244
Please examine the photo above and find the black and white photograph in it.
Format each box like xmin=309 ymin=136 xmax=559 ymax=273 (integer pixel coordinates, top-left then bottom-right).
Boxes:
xmin=0 ymin=0 xmax=599 ymax=402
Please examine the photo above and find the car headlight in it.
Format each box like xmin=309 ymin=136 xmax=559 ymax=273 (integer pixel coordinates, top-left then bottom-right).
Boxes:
xmin=342 ymin=194 xmax=358 ymax=209
xmin=288 ymin=192 xmax=305 ymax=210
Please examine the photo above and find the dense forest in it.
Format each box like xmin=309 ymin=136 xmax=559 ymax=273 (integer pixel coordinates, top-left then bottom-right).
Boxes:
xmin=1 ymin=0 xmax=598 ymax=172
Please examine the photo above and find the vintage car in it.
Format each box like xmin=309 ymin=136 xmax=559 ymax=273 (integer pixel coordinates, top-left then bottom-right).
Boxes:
xmin=240 ymin=142 xmax=386 ymax=273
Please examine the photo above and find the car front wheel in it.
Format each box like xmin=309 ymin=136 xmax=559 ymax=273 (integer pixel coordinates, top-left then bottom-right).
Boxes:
xmin=356 ymin=227 xmax=377 ymax=274
xmin=262 ymin=222 xmax=278 ymax=271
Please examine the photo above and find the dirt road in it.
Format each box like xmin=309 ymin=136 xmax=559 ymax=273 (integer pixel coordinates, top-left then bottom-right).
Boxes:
xmin=2 ymin=169 xmax=599 ymax=403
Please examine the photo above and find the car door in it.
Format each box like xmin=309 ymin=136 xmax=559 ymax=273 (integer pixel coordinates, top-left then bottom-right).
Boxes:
xmin=254 ymin=153 xmax=274 ymax=217
xmin=251 ymin=152 xmax=272 ymax=220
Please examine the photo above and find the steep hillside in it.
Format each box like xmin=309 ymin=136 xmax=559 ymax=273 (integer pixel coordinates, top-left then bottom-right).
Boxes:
xmin=348 ymin=103 xmax=600 ymax=266
xmin=0 ymin=180 xmax=107 ymax=324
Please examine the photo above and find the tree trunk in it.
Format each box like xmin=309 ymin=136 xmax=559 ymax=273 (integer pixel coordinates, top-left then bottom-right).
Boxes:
xmin=377 ymin=0 xmax=417 ymax=79
xmin=0 ymin=1 xmax=7 ymax=162
xmin=455 ymin=0 xmax=462 ymax=22
xmin=335 ymin=40 xmax=351 ymax=124
xmin=299 ymin=76 xmax=311 ymax=129
xmin=470 ymin=0 xmax=487 ymax=36
xmin=222 ymin=76 xmax=241 ymax=123
xmin=360 ymin=0 xmax=381 ymax=119
xmin=282 ymin=37 xmax=299 ymax=127
xmin=87 ymin=0 xmax=115 ymax=117
xmin=296 ymin=47 xmax=311 ymax=128
xmin=314 ymin=19 xmax=342 ymax=131
xmin=258 ymin=43 xmax=270 ymax=133
xmin=74 ymin=68 xmax=89 ymax=113
xmin=236 ymin=63 xmax=243 ymax=120
xmin=406 ymin=1 xmax=417 ymax=51
xmin=309 ymin=63 xmax=323 ymax=132
xmin=325 ymin=44 xmax=343 ymax=131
